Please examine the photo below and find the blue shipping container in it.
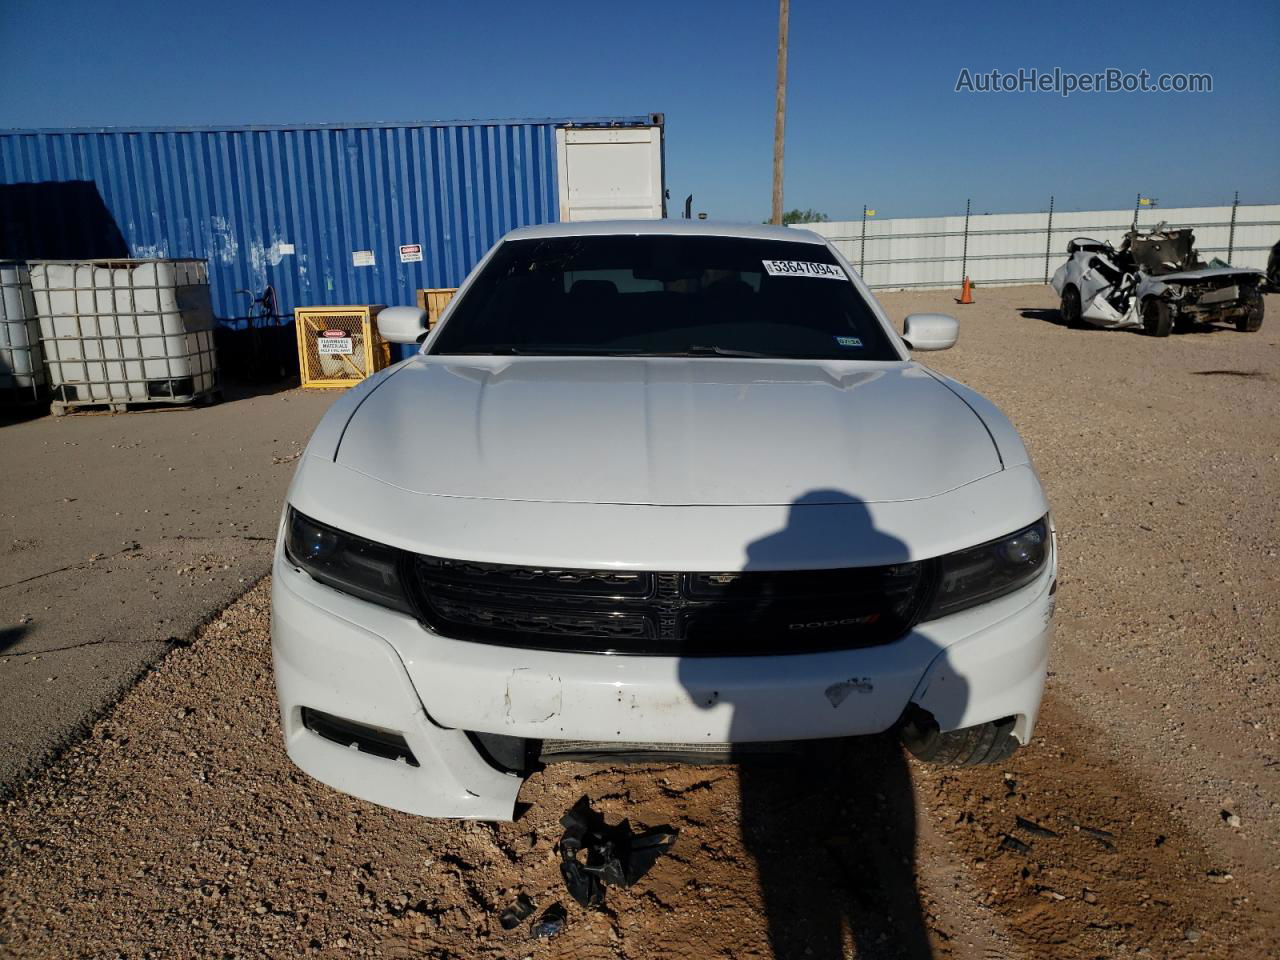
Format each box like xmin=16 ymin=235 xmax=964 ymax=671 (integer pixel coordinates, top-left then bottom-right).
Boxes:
xmin=0 ymin=116 xmax=657 ymax=331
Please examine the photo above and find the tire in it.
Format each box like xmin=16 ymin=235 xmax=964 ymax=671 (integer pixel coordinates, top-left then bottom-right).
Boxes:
xmin=1236 ymin=289 xmax=1264 ymax=332
xmin=1059 ymin=285 xmax=1084 ymax=328
xmin=1142 ymin=298 xmax=1173 ymax=337
xmin=900 ymin=712 xmax=1020 ymax=766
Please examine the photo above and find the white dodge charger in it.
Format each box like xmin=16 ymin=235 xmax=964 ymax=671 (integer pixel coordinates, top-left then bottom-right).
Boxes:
xmin=272 ymin=221 xmax=1056 ymax=820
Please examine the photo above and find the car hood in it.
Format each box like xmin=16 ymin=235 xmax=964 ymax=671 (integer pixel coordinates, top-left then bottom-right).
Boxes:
xmin=334 ymin=355 xmax=1002 ymax=506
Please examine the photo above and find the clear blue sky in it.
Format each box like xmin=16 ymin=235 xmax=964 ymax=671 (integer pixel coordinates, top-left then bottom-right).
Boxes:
xmin=2 ymin=0 xmax=1276 ymax=222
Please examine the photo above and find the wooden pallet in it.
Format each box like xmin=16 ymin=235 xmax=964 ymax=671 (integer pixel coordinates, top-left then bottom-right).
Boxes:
xmin=49 ymin=389 xmax=223 ymax=417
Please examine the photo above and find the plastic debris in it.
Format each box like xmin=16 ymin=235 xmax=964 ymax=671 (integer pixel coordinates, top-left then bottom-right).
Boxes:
xmin=557 ymin=795 xmax=679 ymax=908
xmin=499 ymin=892 xmax=535 ymax=930
xmin=999 ymin=834 xmax=1032 ymax=855
xmin=1015 ymin=816 xmax=1058 ymax=838
xmin=1077 ymin=824 xmax=1117 ymax=851
xmin=531 ymin=902 xmax=567 ymax=939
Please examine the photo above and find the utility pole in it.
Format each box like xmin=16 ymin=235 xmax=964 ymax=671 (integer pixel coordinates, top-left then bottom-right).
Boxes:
xmin=770 ymin=0 xmax=789 ymax=225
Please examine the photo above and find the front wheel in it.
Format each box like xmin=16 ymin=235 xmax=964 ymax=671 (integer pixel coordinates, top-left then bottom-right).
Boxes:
xmin=900 ymin=712 xmax=1019 ymax=766
xmin=1142 ymin=298 xmax=1173 ymax=337
xmin=1236 ymin=290 xmax=1264 ymax=332
xmin=1059 ymin=286 xmax=1084 ymax=328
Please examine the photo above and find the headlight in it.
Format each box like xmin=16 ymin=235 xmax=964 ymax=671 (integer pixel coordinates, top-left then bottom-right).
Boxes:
xmin=283 ymin=508 xmax=412 ymax=614
xmin=921 ymin=517 xmax=1050 ymax=621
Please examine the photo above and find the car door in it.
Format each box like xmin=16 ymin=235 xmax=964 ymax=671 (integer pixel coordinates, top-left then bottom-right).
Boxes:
xmin=1076 ymin=253 xmax=1127 ymax=323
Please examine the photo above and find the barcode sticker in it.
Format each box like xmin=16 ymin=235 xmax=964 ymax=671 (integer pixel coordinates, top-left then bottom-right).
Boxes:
xmin=761 ymin=260 xmax=846 ymax=279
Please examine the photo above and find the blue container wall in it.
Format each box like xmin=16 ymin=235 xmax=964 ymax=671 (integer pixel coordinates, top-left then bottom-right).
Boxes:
xmin=0 ymin=121 xmax=576 ymax=327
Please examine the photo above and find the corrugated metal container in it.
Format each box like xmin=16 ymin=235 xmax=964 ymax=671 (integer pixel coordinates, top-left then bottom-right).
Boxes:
xmin=0 ymin=117 xmax=658 ymax=338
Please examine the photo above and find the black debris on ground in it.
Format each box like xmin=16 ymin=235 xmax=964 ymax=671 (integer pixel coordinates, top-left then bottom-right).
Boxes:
xmin=557 ymin=795 xmax=679 ymax=908
xmin=531 ymin=902 xmax=567 ymax=939
xmin=498 ymin=892 xmax=535 ymax=930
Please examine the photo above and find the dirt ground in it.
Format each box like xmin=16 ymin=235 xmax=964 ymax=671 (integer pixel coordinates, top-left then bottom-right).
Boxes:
xmin=1 ymin=285 xmax=1277 ymax=959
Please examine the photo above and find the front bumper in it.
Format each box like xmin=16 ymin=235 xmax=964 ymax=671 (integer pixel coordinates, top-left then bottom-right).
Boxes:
xmin=270 ymin=535 xmax=1054 ymax=820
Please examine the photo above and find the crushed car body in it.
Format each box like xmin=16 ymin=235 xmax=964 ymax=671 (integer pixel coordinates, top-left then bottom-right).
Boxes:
xmin=1050 ymin=225 xmax=1265 ymax=336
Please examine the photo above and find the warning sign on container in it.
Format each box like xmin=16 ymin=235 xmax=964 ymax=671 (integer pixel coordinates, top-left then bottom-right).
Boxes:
xmin=399 ymin=243 xmax=423 ymax=263
xmin=317 ymin=336 xmax=353 ymax=355
xmin=352 ymin=250 xmax=376 ymax=267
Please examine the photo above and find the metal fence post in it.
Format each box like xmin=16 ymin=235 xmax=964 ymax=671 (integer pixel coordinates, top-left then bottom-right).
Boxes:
xmin=1132 ymin=192 xmax=1141 ymax=230
xmin=860 ymin=204 xmax=868 ymax=276
xmin=1227 ymin=191 xmax=1239 ymax=264
xmin=960 ymin=198 xmax=971 ymax=283
xmin=1043 ymin=195 xmax=1055 ymax=284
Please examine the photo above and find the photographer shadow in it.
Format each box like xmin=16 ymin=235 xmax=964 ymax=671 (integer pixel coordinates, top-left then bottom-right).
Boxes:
xmin=679 ymin=490 xmax=958 ymax=959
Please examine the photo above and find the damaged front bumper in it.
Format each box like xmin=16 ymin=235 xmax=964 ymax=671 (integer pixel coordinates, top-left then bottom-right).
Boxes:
xmin=270 ymin=535 xmax=1054 ymax=821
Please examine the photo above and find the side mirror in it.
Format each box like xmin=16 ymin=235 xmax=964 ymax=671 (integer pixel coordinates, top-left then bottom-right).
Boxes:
xmin=377 ymin=306 xmax=429 ymax=344
xmin=902 ymin=313 xmax=958 ymax=351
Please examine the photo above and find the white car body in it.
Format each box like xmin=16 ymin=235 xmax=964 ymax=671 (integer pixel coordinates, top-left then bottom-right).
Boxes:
xmin=272 ymin=221 xmax=1056 ymax=820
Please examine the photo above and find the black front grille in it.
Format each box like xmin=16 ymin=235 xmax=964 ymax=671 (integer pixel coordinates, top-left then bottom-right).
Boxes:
xmin=408 ymin=555 xmax=931 ymax=656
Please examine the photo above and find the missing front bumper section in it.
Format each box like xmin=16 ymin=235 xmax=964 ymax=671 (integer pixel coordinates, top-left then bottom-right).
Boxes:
xmin=468 ymin=729 xmax=860 ymax=773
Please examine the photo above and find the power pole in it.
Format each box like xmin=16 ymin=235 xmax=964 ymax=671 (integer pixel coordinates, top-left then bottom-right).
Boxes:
xmin=770 ymin=0 xmax=789 ymax=225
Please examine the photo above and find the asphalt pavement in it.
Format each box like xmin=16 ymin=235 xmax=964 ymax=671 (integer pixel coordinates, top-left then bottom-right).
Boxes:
xmin=0 ymin=384 xmax=336 ymax=792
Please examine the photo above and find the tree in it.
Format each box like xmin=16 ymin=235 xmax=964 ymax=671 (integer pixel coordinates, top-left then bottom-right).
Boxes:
xmin=781 ymin=208 xmax=829 ymax=225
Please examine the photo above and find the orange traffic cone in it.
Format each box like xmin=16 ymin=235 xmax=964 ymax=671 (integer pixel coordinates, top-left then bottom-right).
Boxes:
xmin=956 ymin=276 xmax=974 ymax=305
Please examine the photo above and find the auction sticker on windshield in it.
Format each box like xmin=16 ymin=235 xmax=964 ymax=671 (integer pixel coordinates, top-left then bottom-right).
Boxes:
xmin=761 ymin=260 xmax=846 ymax=279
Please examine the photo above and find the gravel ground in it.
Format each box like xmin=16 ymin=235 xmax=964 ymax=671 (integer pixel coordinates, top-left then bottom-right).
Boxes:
xmin=1 ymin=284 xmax=1277 ymax=958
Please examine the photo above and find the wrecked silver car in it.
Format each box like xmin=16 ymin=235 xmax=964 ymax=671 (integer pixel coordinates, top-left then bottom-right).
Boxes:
xmin=1051 ymin=225 xmax=1265 ymax=336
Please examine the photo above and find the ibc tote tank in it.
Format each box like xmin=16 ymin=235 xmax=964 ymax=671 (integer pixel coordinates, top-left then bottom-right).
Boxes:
xmin=30 ymin=259 xmax=220 ymax=414
xmin=0 ymin=262 xmax=45 ymax=403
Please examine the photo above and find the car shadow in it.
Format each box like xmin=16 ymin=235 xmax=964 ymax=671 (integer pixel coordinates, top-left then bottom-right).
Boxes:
xmin=1018 ymin=307 xmax=1063 ymax=324
xmin=1169 ymin=322 xmax=1237 ymax=336
xmin=679 ymin=490 xmax=960 ymax=958
xmin=1019 ymin=305 xmax=1247 ymax=337
xmin=1019 ymin=306 xmax=1105 ymax=331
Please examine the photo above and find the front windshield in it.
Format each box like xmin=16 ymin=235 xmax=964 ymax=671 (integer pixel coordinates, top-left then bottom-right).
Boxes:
xmin=429 ymin=234 xmax=900 ymax=361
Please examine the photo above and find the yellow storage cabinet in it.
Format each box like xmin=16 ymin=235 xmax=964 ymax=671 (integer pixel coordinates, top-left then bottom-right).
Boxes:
xmin=295 ymin=305 xmax=390 ymax=389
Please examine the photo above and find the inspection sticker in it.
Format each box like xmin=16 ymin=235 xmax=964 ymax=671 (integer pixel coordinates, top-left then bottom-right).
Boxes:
xmin=835 ymin=336 xmax=863 ymax=348
xmin=761 ymin=259 xmax=846 ymax=279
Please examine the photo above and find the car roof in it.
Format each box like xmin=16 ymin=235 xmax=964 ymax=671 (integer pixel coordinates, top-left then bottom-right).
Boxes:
xmin=502 ymin=220 xmax=827 ymax=244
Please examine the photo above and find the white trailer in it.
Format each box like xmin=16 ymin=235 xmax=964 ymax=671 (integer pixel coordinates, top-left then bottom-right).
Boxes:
xmin=555 ymin=121 xmax=666 ymax=221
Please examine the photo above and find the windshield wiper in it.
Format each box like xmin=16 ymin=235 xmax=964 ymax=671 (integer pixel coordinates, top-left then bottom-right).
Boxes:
xmin=435 ymin=344 xmax=771 ymax=359
xmin=682 ymin=344 xmax=769 ymax=358
xmin=632 ymin=345 xmax=770 ymax=358
xmin=434 ymin=345 xmax=642 ymax=357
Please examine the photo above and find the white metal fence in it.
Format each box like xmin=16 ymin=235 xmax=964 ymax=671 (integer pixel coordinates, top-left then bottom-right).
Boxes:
xmin=801 ymin=201 xmax=1280 ymax=291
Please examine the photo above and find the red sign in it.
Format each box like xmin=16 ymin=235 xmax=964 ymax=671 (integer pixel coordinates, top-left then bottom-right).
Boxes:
xmin=321 ymin=329 xmax=346 ymax=338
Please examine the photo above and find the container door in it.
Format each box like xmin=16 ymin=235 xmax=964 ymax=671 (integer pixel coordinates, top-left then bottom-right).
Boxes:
xmin=555 ymin=126 xmax=665 ymax=221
